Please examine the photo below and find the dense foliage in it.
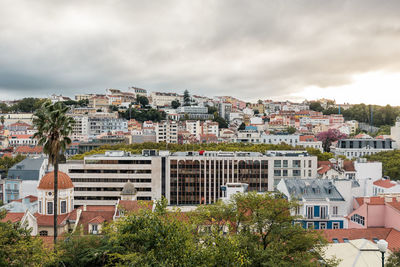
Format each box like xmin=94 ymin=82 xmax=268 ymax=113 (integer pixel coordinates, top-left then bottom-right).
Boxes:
xmin=0 ymin=154 xmax=26 ymax=175
xmin=0 ymin=98 xmax=47 ymax=113
xmin=50 ymin=194 xmax=338 ymax=267
xmin=121 ymin=108 xmax=166 ymax=122
xmin=70 ymin=142 xmax=309 ymax=160
xmin=0 ymin=210 xmax=53 ymax=266
xmin=309 ymin=101 xmax=400 ymax=128
xmin=366 ymin=150 xmax=400 ymax=180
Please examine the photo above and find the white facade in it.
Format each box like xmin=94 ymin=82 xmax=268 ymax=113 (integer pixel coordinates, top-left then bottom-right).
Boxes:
xmin=391 ymin=119 xmax=400 ymax=149
xmin=156 ymin=121 xmax=178 ymax=143
xmin=150 ymin=92 xmax=183 ymax=107
xmin=59 ymin=151 xmax=162 ymax=206
xmin=261 ymin=134 xmax=299 ymax=146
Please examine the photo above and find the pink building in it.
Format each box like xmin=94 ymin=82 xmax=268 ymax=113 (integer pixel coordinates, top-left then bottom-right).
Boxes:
xmin=348 ymin=196 xmax=400 ymax=231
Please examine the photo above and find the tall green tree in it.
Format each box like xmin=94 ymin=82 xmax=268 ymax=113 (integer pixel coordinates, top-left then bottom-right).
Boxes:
xmin=33 ymin=101 xmax=74 ymax=245
xmin=183 ymin=90 xmax=191 ymax=106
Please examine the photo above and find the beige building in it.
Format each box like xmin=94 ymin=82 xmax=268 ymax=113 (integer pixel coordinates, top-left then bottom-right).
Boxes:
xmin=88 ymin=95 xmax=109 ymax=109
xmin=156 ymin=120 xmax=178 ymax=143
xmin=59 ymin=150 xmax=162 ymax=206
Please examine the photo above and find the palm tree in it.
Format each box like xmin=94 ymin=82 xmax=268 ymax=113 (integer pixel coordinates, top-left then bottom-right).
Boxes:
xmin=33 ymin=101 xmax=74 ymax=245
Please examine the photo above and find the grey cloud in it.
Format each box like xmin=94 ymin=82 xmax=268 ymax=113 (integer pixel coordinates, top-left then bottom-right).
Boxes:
xmin=0 ymin=0 xmax=400 ymax=101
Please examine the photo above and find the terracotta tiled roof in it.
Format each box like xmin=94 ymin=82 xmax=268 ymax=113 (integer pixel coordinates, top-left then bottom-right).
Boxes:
xmin=343 ymin=161 xmax=355 ymax=172
xmin=118 ymin=200 xmax=153 ymax=212
xmin=14 ymin=195 xmax=38 ymax=203
xmin=320 ymin=228 xmax=400 ymax=251
xmin=355 ymin=197 xmax=364 ymax=206
xmin=9 ymin=134 xmax=33 ymax=139
xmin=34 ymin=213 xmax=70 ymax=226
xmin=88 ymin=215 xmax=106 ymax=224
xmin=387 ymin=202 xmax=400 ymax=212
xmin=1 ymin=212 xmax=24 ymax=223
xmin=373 ymin=179 xmax=397 ymax=189
xmin=78 ymin=209 xmax=115 ymax=234
xmin=300 ymin=135 xmax=317 ymax=142
xmin=81 ymin=205 xmax=115 ymax=212
xmin=15 ymin=146 xmax=43 ymax=154
xmin=38 ymin=171 xmax=73 ymax=190
xmin=386 ymin=229 xmax=400 ymax=251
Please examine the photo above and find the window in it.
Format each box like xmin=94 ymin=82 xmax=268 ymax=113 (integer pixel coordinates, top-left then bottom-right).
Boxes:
xmin=319 ymin=222 xmax=327 ymax=229
xmin=39 ymin=201 xmax=42 ymax=214
xmin=343 ymin=238 xmax=349 ymax=243
xmin=274 ymin=160 xmax=281 ymax=168
xmin=293 ymin=170 xmax=301 ymax=176
xmin=283 ymin=170 xmax=288 ymax=177
xmin=293 ymin=160 xmax=301 ymax=168
xmin=61 ymin=200 xmax=67 ymax=214
xmin=308 ymin=160 xmax=312 ymax=168
xmin=307 ymin=222 xmax=314 ymax=229
xmin=307 ymin=206 xmax=313 ymax=219
xmin=308 ymin=170 xmax=312 ymax=177
xmin=39 ymin=231 xmax=48 ymax=236
xmin=47 ymin=202 xmax=53 ymax=215
xmin=274 ymin=170 xmax=281 ymax=177
xmin=91 ymin=224 xmax=98 ymax=234
xmin=350 ymin=214 xmax=365 ymax=226
xmin=333 ymin=206 xmax=338 ymax=216
xmin=320 ymin=206 xmax=327 ymax=219
xmin=283 ymin=160 xmax=288 ymax=168
xmin=332 ymin=238 xmax=339 ymax=243
xmin=372 ymin=238 xmax=379 ymax=243
xmin=332 ymin=222 xmax=340 ymax=229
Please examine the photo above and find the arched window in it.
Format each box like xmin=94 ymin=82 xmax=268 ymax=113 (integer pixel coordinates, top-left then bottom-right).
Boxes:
xmin=39 ymin=230 xmax=48 ymax=236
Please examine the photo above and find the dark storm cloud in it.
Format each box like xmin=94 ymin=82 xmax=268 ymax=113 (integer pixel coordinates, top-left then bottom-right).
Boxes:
xmin=1 ymin=0 xmax=400 ymax=100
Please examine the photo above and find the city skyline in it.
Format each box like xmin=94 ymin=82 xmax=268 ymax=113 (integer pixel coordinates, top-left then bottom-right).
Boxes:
xmin=1 ymin=1 xmax=400 ymax=105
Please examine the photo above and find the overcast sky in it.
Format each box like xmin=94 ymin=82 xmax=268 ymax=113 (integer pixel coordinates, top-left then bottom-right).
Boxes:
xmin=1 ymin=1 xmax=400 ymax=105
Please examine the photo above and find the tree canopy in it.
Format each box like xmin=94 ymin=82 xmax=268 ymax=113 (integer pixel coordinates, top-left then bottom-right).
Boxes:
xmin=51 ymin=194 xmax=337 ymax=266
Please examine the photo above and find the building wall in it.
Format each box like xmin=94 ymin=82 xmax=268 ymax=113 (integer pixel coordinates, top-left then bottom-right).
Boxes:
xmin=384 ymin=205 xmax=400 ymax=231
xmin=59 ymin=155 xmax=162 ymax=206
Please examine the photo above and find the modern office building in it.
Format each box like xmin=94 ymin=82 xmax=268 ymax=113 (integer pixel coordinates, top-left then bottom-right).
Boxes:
xmin=59 ymin=150 xmax=163 ymax=207
xmin=60 ymin=149 xmax=317 ymax=207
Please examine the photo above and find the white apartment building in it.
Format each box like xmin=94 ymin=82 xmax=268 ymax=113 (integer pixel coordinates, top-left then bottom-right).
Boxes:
xmin=0 ymin=113 xmax=34 ymax=126
xmin=59 ymin=150 xmax=163 ymax=206
xmin=202 ymin=121 xmax=219 ymax=137
xmin=261 ymin=134 xmax=299 ymax=146
xmin=8 ymin=135 xmax=38 ymax=147
xmin=156 ymin=120 xmax=178 ymax=143
xmin=70 ymin=115 xmax=89 ymax=141
xmin=185 ymin=120 xmax=202 ymax=138
xmin=150 ymin=92 xmax=183 ymax=107
xmin=391 ymin=118 xmax=400 ymax=149
xmin=300 ymin=117 xmax=330 ymax=126
xmin=235 ymin=130 xmax=262 ymax=143
xmin=333 ymin=138 xmax=394 ymax=159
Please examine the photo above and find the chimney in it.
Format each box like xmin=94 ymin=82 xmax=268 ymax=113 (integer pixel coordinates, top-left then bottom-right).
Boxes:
xmin=83 ymin=205 xmax=87 ymax=211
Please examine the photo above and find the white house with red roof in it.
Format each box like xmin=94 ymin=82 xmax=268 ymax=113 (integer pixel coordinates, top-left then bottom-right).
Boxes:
xmin=373 ymin=178 xmax=400 ymax=196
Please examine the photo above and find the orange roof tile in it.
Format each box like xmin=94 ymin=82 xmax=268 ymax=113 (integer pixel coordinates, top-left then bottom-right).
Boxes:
xmin=14 ymin=195 xmax=38 ymax=203
xmin=373 ymin=179 xmax=397 ymax=189
xmin=118 ymin=200 xmax=153 ymax=212
xmin=15 ymin=146 xmax=43 ymax=154
xmin=1 ymin=212 xmax=24 ymax=223
xmin=88 ymin=215 xmax=106 ymax=224
xmin=343 ymin=161 xmax=355 ymax=172
xmin=38 ymin=171 xmax=73 ymax=190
